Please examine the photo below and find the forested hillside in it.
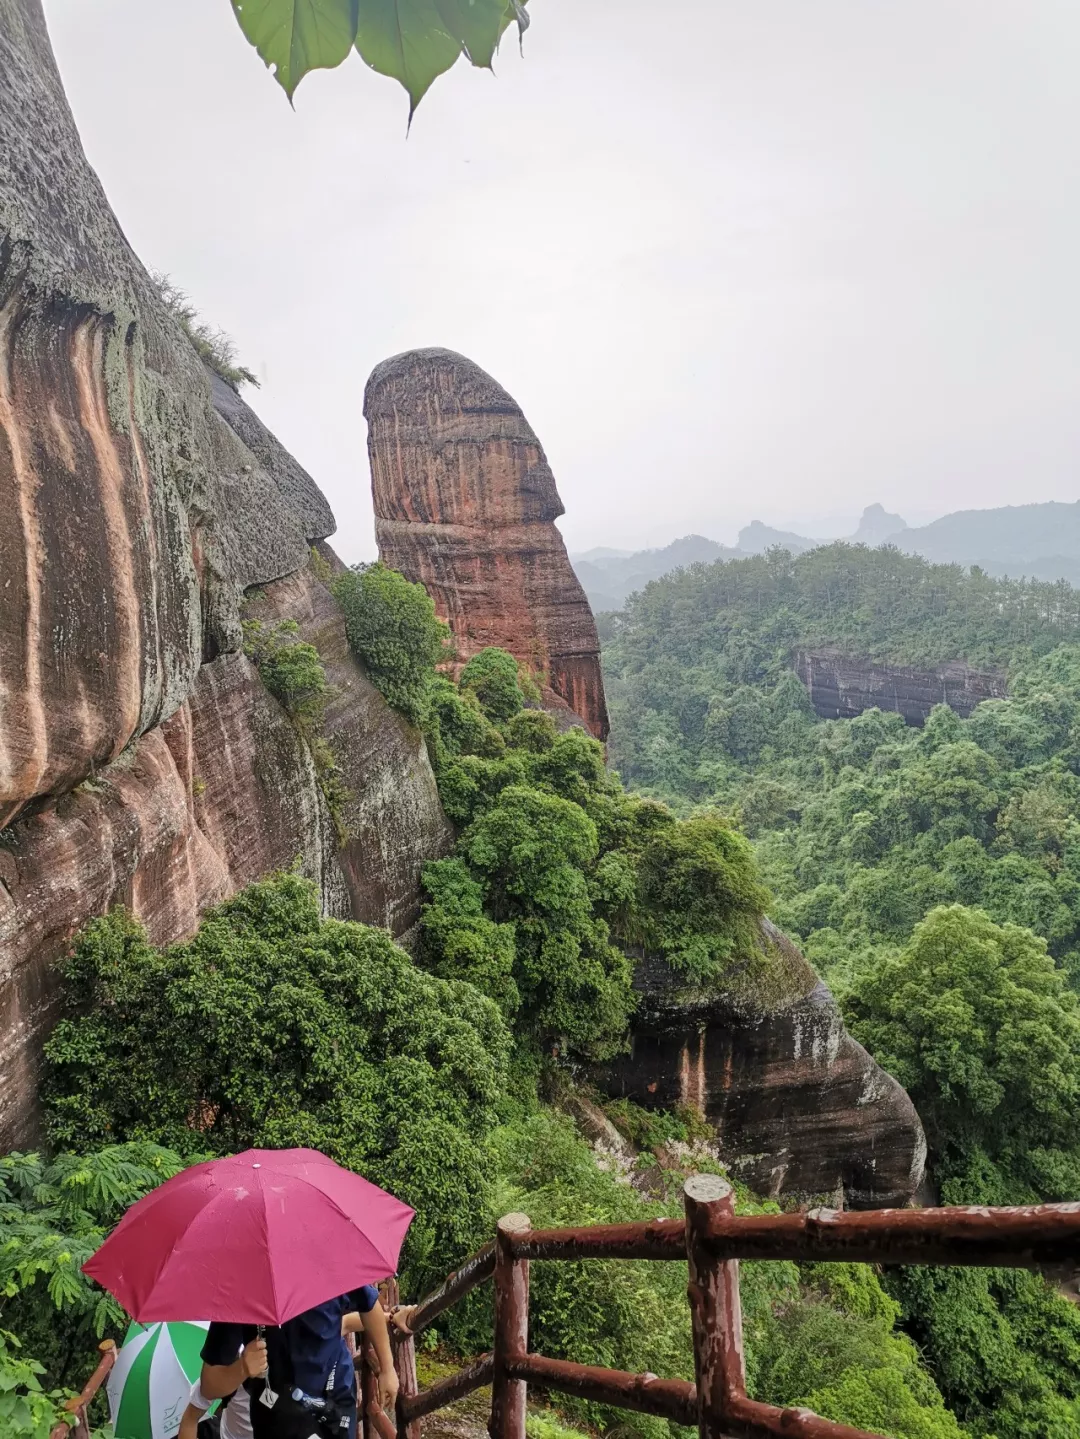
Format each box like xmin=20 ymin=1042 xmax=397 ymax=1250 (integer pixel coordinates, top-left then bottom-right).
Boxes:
xmin=603 ymin=544 xmax=1080 ymax=1436
xmin=4 ymin=565 xmax=969 ymax=1439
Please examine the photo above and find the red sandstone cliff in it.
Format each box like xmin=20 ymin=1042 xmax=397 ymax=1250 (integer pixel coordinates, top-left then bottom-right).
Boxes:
xmin=0 ymin=0 xmax=450 ymax=1146
xmin=365 ymin=349 xmax=609 ymax=739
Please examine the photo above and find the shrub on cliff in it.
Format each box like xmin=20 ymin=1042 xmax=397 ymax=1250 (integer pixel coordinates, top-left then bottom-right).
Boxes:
xmin=333 ymin=563 xmax=450 ymax=726
xmin=242 ymin=618 xmax=329 ymax=726
xmin=418 ymin=650 xmax=780 ymax=1056
xmin=152 ymin=271 xmax=258 ymax=390
xmin=460 ymin=785 xmax=634 ymax=1056
xmin=241 ymin=617 xmax=352 ymax=845
xmin=630 ymin=813 xmax=772 ymax=981
xmin=459 ymin=647 xmax=533 ymax=722
xmin=43 ymin=874 xmax=510 ymax=1294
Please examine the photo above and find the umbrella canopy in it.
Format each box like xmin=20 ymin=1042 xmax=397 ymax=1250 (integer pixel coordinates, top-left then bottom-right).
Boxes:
xmin=107 ymin=1320 xmax=211 ymax=1439
xmin=84 ymin=1147 xmax=415 ymax=1325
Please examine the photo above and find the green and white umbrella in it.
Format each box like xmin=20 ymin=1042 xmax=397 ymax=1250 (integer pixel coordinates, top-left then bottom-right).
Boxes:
xmin=107 ymin=1320 xmax=214 ymax=1439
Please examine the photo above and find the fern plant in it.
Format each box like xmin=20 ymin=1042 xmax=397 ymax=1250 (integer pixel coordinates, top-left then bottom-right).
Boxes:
xmin=0 ymin=1144 xmax=185 ymax=1384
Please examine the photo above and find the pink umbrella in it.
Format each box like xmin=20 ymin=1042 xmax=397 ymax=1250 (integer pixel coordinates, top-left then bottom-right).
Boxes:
xmin=84 ymin=1148 xmax=415 ymax=1324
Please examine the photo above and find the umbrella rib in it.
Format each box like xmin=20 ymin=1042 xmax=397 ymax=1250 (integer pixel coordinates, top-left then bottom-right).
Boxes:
xmin=262 ymin=1172 xmax=282 ymax=1325
xmin=300 ymin=1178 xmax=401 ymax=1270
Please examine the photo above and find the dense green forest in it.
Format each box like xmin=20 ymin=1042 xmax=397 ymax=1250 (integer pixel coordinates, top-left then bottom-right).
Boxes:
xmin=9 ymin=550 xmax=1080 ymax=1438
xmin=603 ymin=543 xmax=1080 ymax=1436
xmin=1 ymin=558 xmax=974 ymax=1439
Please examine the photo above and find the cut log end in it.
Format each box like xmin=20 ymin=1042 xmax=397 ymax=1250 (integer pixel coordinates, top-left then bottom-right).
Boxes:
xmin=498 ymin=1211 xmax=532 ymax=1235
xmin=683 ymin=1174 xmax=733 ymax=1206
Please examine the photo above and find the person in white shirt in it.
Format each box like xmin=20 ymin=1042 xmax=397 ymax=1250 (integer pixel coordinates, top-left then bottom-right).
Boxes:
xmin=179 ymin=1337 xmax=261 ymax=1439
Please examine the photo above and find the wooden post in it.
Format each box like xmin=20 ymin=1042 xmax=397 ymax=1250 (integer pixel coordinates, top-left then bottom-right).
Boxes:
xmin=684 ymin=1174 xmax=743 ymax=1439
xmin=384 ymin=1276 xmax=421 ymax=1439
xmin=361 ymin=1331 xmax=379 ymax=1439
xmin=489 ymin=1212 xmax=531 ymax=1439
xmin=51 ymin=1341 xmax=117 ymax=1439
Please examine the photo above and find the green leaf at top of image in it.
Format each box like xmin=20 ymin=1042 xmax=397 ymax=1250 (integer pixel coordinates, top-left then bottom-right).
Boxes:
xmin=231 ymin=0 xmax=361 ymax=100
xmin=355 ymin=0 xmax=469 ymax=117
xmin=356 ymin=0 xmax=525 ymax=117
xmin=431 ymin=0 xmax=516 ymax=69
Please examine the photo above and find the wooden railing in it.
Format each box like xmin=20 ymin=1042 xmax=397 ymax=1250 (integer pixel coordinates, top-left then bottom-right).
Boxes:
xmin=48 ymin=1340 xmax=117 ymax=1439
xmin=360 ymin=1175 xmax=1080 ymax=1439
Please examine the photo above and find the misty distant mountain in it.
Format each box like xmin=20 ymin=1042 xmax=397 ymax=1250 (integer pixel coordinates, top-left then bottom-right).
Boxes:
xmin=571 ymin=534 xmax=737 ymax=611
xmin=891 ymin=502 xmax=1080 ymax=583
xmin=736 ymin=521 xmax=819 ymax=556
xmin=573 ymin=500 xmax=1080 ymax=612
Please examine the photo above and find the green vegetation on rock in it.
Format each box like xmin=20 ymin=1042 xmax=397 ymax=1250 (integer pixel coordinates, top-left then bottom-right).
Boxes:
xmin=43 ymin=874 xmax=510 ymax=1297
xmin=333 ymin=562 xmax=450 ymax=727
xmin=242 ymin=616 xmax=352 ymax=844
xmin=416 ymin=643 xmax=786 ymax=1057
xmin=151 ymin=272 xmax=258 ymax=390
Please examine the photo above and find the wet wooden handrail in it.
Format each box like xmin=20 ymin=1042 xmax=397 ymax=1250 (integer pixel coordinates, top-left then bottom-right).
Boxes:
xmin=65 ymin=1183 xmax=1080 ymax=1439
xmin=49 ymin=1340 xmax=117 ymax=1439
xmin=353 ymin=1178 xmax=1080 ymax=1439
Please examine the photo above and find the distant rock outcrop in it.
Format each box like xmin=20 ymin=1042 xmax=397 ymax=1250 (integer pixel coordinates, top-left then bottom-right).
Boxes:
xmin=597 ymin=920 xmax=926 ymax=1208
xmin=366 ymin=349 xmax=609 ymax=739
xmin=796 ymin=648 xmax=1006 ymax=726
xmin=0 ymin=0 xmax=449 ymax=1146
xmin=853 ymin=503 xmax=907 ymax=546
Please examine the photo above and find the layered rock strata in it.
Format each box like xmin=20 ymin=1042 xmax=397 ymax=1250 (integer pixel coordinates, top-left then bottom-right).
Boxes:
xmin=0 ymin=0 xmax=449 ymax=1146
xmin=796 ymin=648 xmax=1006 ymax=726
xmin=597 ymin=920 xmax=926 ymax=1208
xmin=366 ymin=348 xmax=609 ymax=739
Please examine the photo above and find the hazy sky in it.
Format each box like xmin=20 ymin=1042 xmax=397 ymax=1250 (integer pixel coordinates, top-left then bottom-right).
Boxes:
xmin=42 ymin=1 xmax=1080 ymax=561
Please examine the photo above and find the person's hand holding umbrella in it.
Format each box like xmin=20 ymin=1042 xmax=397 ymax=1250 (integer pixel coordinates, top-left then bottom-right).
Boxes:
xmin=199 ymin=1334 xmax=269 ymax=1401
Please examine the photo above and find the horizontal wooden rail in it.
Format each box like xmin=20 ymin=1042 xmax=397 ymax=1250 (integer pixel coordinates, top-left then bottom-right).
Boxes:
xmin=398 ymin=1353 xmax=494 ymax=1422
xmin=719 ymin=1393 xmax=890 ymax=1439
xmin=509 ymin=1218 xmax=685 ymax=1262
xmin=502 ymin=1201 xmax=1080 ymax=1269
xmin=506 ymin=1354 xmax=698 ymax=1426
xmin=702 ymin=1201 xmax=1080 ymax=1268
xmin=407 ymin=1240 xmax=497 ymax=1334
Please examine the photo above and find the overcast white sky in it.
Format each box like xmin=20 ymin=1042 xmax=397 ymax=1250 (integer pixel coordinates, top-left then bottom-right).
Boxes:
xmin=42 ymin=0 xmax=1080 ymax=561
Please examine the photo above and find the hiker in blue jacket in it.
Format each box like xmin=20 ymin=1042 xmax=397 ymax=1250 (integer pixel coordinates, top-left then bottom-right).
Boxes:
xmin=198 ymin=1287 xmax=397 ymax=1439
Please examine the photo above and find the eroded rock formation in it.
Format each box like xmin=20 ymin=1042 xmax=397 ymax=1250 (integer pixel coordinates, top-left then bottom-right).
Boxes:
xmin=796 ymin=648 xmax=1006 ymax=726
xmin=2 ymin=0 xmax=924 ymax=1208
xmin=0 ymin=0 xmax=449 ymax=1146
xmin=597 ymin=920 xmax=926 ymax=1208
xmin=366 ymin=349 xmax=609 ymax=739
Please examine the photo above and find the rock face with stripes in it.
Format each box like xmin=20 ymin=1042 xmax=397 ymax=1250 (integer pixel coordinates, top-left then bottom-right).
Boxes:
xmin=796 ymin=648 xmax=1006 ymax=726
xmin=0 ymin=0 xmax=450 ymax=1147
xmin=365 ymin=349 xmax=610 ymax=740
xmin=595 ymin=920 xmax=927 ymax=1209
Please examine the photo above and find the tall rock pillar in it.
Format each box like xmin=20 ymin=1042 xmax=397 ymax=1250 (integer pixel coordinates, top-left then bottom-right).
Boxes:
xmin=365 ymin=349 xmax=609 ymax=739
